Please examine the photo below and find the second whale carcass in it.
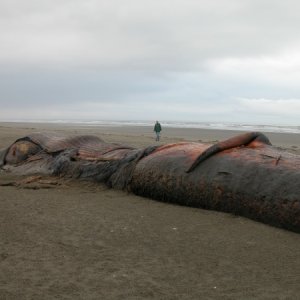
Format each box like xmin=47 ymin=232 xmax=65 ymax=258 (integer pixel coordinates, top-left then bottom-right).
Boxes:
xmin=0 ymin=131 xmax=299 ymax=232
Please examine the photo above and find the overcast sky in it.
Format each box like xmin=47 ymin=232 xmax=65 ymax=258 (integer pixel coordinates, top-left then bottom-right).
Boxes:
xmin=0 ymin=0 xmax=300 ymax=125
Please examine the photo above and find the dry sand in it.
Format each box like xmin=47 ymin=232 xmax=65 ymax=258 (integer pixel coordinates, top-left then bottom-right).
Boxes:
xmin=0 ymin=122 xmax=299 ymax=300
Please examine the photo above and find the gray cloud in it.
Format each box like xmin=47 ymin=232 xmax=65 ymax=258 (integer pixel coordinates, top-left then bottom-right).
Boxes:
xmin=0 ymin=0 xmax=300 ymax=124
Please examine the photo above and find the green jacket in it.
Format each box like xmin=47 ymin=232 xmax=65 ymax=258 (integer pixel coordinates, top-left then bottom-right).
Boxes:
xmin=154 ymin=122 xmax=162 ymax=132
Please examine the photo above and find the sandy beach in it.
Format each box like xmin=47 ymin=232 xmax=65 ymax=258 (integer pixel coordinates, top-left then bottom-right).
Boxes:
xmin=0 ymin=122 xmax=300 ymax=300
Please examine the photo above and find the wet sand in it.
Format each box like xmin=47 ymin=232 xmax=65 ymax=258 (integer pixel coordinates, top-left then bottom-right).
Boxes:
xmin=0 ymin=122 xmax=300 ymax=299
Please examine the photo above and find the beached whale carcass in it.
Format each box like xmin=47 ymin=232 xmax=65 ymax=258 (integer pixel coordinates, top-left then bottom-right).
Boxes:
xmin=0 ymin=132 xmax=299 ymax=232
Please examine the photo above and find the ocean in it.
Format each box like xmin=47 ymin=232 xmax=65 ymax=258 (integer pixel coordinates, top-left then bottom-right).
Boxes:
xmin=7 ymin=120 xmax=300 ymax=134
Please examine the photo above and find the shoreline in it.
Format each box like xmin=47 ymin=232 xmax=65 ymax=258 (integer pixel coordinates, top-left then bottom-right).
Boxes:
xmin=1 ymin=121 xmax=299 ymax=153
xmin=1 ymin=120 xmax=299 ymax=133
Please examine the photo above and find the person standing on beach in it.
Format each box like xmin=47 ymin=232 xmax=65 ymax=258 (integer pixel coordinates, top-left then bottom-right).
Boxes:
xmin=154 ymin=121 xmax=162 ymax=141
